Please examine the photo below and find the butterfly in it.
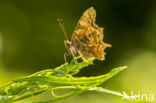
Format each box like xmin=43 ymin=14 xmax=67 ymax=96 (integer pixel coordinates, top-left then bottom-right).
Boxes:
xmin=58 ymin=7 xmax=111 ymax=61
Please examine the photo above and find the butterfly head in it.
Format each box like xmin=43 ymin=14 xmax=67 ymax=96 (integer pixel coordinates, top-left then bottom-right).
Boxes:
xmin=64 ymin=40 xmax=78 ymax=57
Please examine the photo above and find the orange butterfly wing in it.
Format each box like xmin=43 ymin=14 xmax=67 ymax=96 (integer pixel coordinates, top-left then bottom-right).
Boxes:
xmin=70 ymin=7 xmax=111 ymax=60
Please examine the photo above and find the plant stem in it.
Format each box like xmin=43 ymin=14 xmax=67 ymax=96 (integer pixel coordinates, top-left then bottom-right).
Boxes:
xmin=88 ymin=87 xmax=123 ymax=97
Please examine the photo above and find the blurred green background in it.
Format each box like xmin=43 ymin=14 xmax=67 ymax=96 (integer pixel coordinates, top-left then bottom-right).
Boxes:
xmin=0 ymin=0 xmax=156 ymax=103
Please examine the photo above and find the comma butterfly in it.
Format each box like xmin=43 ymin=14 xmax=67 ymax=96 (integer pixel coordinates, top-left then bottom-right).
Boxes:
xmin=58 ymin=7 xmax=111 ymax=61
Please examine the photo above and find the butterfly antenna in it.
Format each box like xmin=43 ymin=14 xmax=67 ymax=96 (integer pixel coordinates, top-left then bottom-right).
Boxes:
xmin=58 ymin=19 xmax=69 ymax=40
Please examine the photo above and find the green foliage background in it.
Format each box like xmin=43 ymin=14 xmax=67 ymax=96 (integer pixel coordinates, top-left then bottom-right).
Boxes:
xmin=0 ymin=0 xmax=156 ymax=103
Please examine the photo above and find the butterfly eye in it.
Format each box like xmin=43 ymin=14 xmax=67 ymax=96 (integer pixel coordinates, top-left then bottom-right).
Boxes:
xmin=64 ymin=41 xmax=72 ymax=48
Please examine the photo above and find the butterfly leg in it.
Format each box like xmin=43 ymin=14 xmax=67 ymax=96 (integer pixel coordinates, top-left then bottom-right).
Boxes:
xmin=71 ymin=56 xmax=78 ymax=64
xmin=70 ymin=55 xmax=82 ymax=64
xmin=64 ymin=53 xmax=68 ymax=63
xmin=78 ymin=51 xmax=86 ymax=61
xmin=78 ymin=51 xmax=94 ymax=64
